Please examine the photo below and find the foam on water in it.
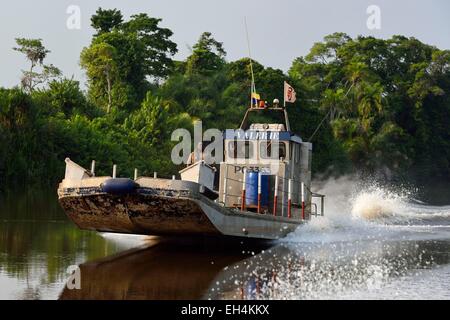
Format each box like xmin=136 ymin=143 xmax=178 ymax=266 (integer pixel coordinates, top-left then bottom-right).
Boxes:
xmin=205 ymin=176 xmax=450 ymax=300
xmin=351 ymin=186 xmax=450 ymax=223
xmin=351 ymin=188 xmax=407 ymax=220
xmin=99 ymin=233 xmax=156 ymax=250
xmin=284 ymin=175 xmax=450 ymax=244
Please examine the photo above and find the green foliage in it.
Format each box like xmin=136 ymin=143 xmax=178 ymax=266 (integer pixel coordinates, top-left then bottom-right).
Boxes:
xmin=46 ymin=79 xmax=92 ymax=116
xmin=13 ymin=38 xmax=49 ymax=66
xmin=80 ymin=42 xmax=122 ymax=113
xmin=91 ymin=8 xmax=123 ymax=35
xmin=186 ymin=32 xmax=226 ymax=75
xmin=0 ymin=88 xmax=44 ymax=187
xmin=13 ymin=38 xmax=61 ymax=92
xmin=121 ymin=13 xmax=178 ymax=79
xmin=289 ymin=33 xmax=450 ymax=182
xmin=1 ymin=9 xmax=449 ymax=191
xmin=81 ymin=8 xmax=178 ymax=115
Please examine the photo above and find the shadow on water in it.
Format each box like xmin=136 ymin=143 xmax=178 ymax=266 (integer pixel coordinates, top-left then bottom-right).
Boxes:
xmin=59 ymin=238 xmax=269 ymax=300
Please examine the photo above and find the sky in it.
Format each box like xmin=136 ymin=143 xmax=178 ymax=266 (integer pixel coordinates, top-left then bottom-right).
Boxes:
xmin=0 ymin=0 xmax=449 ymax=88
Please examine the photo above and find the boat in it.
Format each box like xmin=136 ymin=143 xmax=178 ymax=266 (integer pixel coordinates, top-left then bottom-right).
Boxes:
xmin=57 ymin=98 xmax=325 ymax=240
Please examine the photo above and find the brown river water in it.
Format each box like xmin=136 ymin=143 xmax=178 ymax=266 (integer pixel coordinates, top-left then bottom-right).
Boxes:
xmin=0 ymin=181 xmax=449 ymax=300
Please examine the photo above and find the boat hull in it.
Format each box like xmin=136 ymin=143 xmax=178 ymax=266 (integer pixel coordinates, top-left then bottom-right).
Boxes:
xmin=59 ymin=187 xmax=220 ymax=235
xmin=58 ymin=182 xmax=303 ymax=240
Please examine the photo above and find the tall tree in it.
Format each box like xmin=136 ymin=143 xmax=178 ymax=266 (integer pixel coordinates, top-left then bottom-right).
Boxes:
xmin=121 ymin=13 xmax=178 ymax=80
xmin=80 ymin=43 xmax=119 ymax=113
xmin=186 ymin=32 xmax=226 ymax=75
xmin=91 ymin=8 xmax=123 ymax=35
xmin=81 ymin=8 xmax=178 ymax=110
xmin=13 ymin=38 xmax=61 ymax=92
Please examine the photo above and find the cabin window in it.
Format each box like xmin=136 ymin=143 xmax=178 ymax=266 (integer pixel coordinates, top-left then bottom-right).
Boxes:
xmin=260 ymin=141 xmax=287 ymax=159
xmin=295 ymin=144 xmax=300 ymax=163
xmin=228 ymin=141 xmax=254 ymax=159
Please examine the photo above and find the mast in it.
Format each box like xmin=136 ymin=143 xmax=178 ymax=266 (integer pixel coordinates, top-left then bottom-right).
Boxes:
xmin=244 ymin=17 xmax=256 ymax=107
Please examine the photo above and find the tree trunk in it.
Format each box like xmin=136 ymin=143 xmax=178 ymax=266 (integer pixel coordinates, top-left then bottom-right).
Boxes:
xmin=106 ymin=70 xmax=112 ymax=113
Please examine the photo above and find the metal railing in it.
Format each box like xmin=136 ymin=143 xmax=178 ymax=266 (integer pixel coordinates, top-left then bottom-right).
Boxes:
xmin=220 ymin=164 xmax=325 ymax=220
xmin=311 ymin=192 xmax=325 ymax=216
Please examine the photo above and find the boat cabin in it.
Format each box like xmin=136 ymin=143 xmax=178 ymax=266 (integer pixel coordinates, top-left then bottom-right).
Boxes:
xmin=218 ymin=105 xmax=313 ymax=219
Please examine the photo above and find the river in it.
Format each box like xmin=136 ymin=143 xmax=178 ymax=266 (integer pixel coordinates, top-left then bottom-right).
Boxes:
xmin=0 ymin=178 xmax=449 ymax=300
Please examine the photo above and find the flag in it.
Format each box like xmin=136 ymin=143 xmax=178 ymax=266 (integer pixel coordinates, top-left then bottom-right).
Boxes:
xmin=284 ymin=81 xmax=297 ymax=104
xmin=251 ymin=92 xmax=260 ymax=106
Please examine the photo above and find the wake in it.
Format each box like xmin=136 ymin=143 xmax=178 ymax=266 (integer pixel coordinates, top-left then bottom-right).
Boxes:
xmin=284 ymin=175 xmax=450 ymax=244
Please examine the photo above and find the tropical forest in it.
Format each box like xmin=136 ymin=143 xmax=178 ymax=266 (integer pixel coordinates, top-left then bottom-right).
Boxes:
xmin=1 ymin=8 xmax=449 ymax=196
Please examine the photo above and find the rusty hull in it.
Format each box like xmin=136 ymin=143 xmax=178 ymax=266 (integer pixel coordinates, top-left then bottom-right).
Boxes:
xmin=59 ymin=188 xmax=220 ymax=236
xmin=58 ymin=178 xmax=303 ymax=240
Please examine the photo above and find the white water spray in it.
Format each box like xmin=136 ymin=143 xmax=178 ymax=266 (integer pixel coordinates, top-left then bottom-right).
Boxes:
xmin=284 ymin=175 xmax=450 ymax=244
xmin=207 ymin=176 xmax=450 ymax=300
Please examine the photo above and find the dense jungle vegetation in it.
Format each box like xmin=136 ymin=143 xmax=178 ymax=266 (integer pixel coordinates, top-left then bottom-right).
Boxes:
xmin=1 ymin=8 xmax=449 ymax=191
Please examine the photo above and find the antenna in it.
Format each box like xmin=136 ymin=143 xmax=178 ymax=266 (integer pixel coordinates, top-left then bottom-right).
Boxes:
xmin=244 ymin=17 xmax=256 ymax=106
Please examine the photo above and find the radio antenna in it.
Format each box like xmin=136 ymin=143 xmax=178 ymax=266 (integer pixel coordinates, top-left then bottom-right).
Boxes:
xmin=244 ymin=17 xmax=256 ymax=105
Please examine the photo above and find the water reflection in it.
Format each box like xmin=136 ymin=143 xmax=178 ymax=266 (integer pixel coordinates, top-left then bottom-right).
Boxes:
xmin=1 ymin=189 xmax=449 ymax=300
xmin=0 ymin=188 xmax=264 ymax=300
xmin=0 ymin=189 xmax=149 ymax=299
xmin=59 ymin=239 xmax=261 ymax=300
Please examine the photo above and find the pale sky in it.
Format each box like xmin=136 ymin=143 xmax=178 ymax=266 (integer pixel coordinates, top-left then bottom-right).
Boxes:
xmin=1 ymin=0 xmax=449 ymax=89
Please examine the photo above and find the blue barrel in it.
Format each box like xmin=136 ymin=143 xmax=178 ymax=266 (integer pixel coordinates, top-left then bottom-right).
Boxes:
xmin=245 ymin=172 xmax=269 ymax=207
